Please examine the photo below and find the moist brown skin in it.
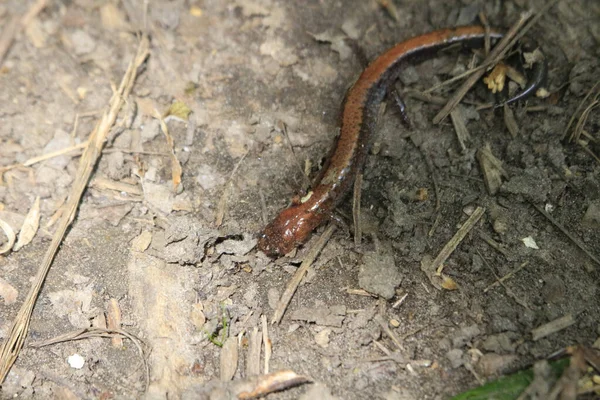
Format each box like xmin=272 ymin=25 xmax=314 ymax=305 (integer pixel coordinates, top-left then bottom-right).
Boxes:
xmin=258 ymin=26 xmax=505 ymax=257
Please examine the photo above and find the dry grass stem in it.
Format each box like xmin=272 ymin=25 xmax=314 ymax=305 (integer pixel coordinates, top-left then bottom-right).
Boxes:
xmin=155 ymin=112 xmax=183 ymax=191
xmin=532 ymin=203 xmax=600 ymax=267
xmin=0 ymin=16 xmax=20 ymax=66
xmin=375 ymin=315 xmax=405 ymax=351
xmin=450 ymin=107 xmax=470 ymax=152
xmin=246 ymin=327 xmax=262 ymax=377
xmin=564 ymin=80 xmax=600 ymax=142
xmin=0 ymin=0 xmax=49 ymax=65
xmin=432 ymin=12 xmax=533 ymax=124
xmin=215 ymin=151 xmax=248 ymax=227
xmin=477 ymin=249 xmax=529 ymax=309
xmin=483 ymin=261 xmax=529 ymax=293
xmin=352 ymin=173 xmax=363 ymax=248
xmin=433 ymin=0 xmax=559 ymax=123
xmin=427 ymin=206 xmax=485 ymax=275
xmin=261 ymin=315 xmax=271 ymax=374
xmin=30 ymin=326 xmax=149 ymax=390
xmin=479 ymin=232 xmax=509 ymax=258
xmin=271 ymin=224 xmax=336 ymax=324
xmin=531 ymin=314 xmax=575 ymax=341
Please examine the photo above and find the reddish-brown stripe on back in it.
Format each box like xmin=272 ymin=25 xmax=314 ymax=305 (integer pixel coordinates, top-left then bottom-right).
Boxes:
xmin=258 ymin=26 xmax=503 ymax=257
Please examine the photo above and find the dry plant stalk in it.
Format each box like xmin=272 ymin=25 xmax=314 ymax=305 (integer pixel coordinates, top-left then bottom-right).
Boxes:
xmin=450 ymin=107 xmax=470 ymax=152
xmin=532 ymin=203 xmax=600 ymax=267
xmin=432 ymin=12 xmax=533 ymax=124
xmin=246 ymin=327 xmax=262 ymax=377
xmin=30 ymin=326 xmax=149 ymax=390
xmin=531 ymin=314 xmax=575 ymax=341
xmin=352 ymin=173 xmax=363 ymax=247
xmin=271 ymin=224 xmax=336 ymax=325
xmin=155 ymin=112 xmax=183 ymax=191
xmin=237 ymin=370 xmax=312 ymax=400
xmin=0 ymin=16 xmax=20 ymax=66
xmin=0 ymin=0 xmax=49 ymax=65
xmin=215 ymin=151 xmax=248 ymax=227
xmin=261 ymin=314 xmax=271 ymax=374
xmin=432 ymin=0 xmax=559 ymax=124
xmin=0 ymin=36 xmax=149 ymax=384
xmin=424 ymin=206 xmax=485 ymax=279
xmin=564 ymin=80 xmax=600 ymax=142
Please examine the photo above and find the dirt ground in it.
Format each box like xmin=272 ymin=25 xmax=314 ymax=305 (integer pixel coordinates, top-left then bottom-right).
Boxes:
xmin=0 ymin=0 xmax=599 ymax=399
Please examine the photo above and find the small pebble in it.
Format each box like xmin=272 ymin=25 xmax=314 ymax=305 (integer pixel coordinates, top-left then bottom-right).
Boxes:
xmin=67 ymin=354 xmax=85 ymax=369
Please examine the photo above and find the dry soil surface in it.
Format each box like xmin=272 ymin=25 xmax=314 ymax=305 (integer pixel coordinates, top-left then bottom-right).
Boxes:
xmin=0 ymin=0 xmax=599 ymax=399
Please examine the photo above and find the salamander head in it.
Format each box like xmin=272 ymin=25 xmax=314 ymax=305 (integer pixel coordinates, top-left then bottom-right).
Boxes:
xmin=257 ymin=203 xmax=326 ymax=258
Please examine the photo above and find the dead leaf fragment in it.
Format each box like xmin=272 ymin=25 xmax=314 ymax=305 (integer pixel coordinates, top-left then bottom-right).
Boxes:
xmin=190 ymin=303 xmax=206 ymax=330
xmin=441 ymin=275 xmax=458 ymax=291
xmin=477 ymin=144 xmax=507 ymax=195
xmin=314 ymin=329 xmax=331 ymax=348
xmin=24 ymin=18 xmax=46 ymax=48
xmin=14 ymin=196 xmax=40 ymax=252
xmin=246 ymin=327 xmax=262 ymax=377
xmin=100 ymin=3 xmax=129 ymax=31
xmin=106 ymin=299 xmax=123 ymax=347
xmin=0 ymin=218 xmax=16 ymax=255
xmin=522 ymin=236 xmax=539 ymax=249
xmin=164 ymin=100 xmax=192 ymax=121
xmin=0 ymin=277 xmax=18 ymax=305
xmin=142 ymin=181 xmax=174 ymax=215
xmin=238 ymin=370 xmax=312 ymax=400
xmin=131 ymin=230 xmax=152 ymax=252
xmin=155 ymin=111 xmax=183 ymax=192
xmin=220 ymin=337 xmax=238 ymax=381
xmin=503 ymin=104 xmax=520 ymax=138
xmin=450 ymin=106 xmax=469 ymax=152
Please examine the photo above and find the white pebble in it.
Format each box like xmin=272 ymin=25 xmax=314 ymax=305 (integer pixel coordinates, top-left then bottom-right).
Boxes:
xmin=67 ymin=354 xmax=85 ymax=369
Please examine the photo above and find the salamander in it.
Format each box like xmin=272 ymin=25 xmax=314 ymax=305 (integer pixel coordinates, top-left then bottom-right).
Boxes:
xmin=258 ymin=26 xmax=546 ymax=257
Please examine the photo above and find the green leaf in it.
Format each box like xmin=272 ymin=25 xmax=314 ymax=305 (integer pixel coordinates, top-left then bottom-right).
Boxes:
xmin=451 ymin=358 xmax=569 ymax=400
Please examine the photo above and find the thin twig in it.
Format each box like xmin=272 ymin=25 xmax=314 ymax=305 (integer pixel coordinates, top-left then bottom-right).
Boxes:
xmin=427 ymin=207 xmax=485 ymax=273
xmin=432 ymin=12 xmax=533 ymax=124
xmin=573 ymin=99 xmax=599 ymax=142
xmin=531 ymin=203 xmax=600 ymax=267
xmin=0 ymin=0 xmax=49 ymax=66
xmin=215 ymin=151 xmax=249 ymax=227
xmin=0 ymin=16 xmax=20 ymax=66
xmin=352 ymin=173 xmax=363 ymax=247
xmin=563 ymin=80 xmax=600 ymax=142
xmin=479 ymin=231 xmax=509 ymax=258
xmin=271 ymin=225 xmax=336 ymax=324
xmin=30 ymin=327 xmax=149 ymax=391
xmin=375 ymin=315 xmax=405 ymax=351
xmin=483 ymin=261 xmax=529 ymax=292
xmin=279 ymin=121 xmax=311 ymax=191
xmin=477 ymin=249 xmax=529 ymax=309
xmin=261 ymin=315 xmax=271 ymax=374
xmin=420 ymin=149 xmax=441 ymax=212
xmin=20 ymin=0 xmax=49 ymax=26
xmin=578 ymin=142 xmax=600 ymax=166
xmin=433 ymin=0 xmax=560 ymax=123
